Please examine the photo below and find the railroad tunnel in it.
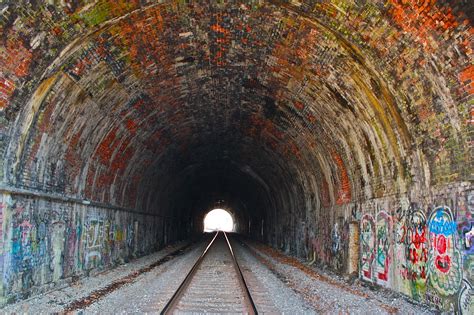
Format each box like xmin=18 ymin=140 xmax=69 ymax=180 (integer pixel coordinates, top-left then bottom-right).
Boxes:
xmin=0 ymin=0 xmax=472 ymax=313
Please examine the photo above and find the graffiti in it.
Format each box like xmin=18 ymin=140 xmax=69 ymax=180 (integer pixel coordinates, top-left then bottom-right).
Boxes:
xmin=405 ymin=209 xmax=428 ymax=299
xmin=316 ymin=220 xmax=331 ymax=264
xmin=0 ymin=193 xmax=160 ymax=305
xmin=126 ymin=223 xmax=134 ymax=248
xmin=360 ymin=214 xmax=375 ymax=282
xmin=376 ymin=211 xmax=391 ymax=285
xmin=394 ymin=210 xmax=409 ymax=294
xmin=11 ymin=219 xmax=47 ymax=274
xmin=425 ymin=291 xmax=449 ymax=310
xmin=64 ymin=221 xmax=81 ymax=275
xmin=8 ymin=212 xmax=49 ymax=294
xmin=308 ymin=220 xmax=331 ymax=266
xmin=458 ymin=279 xmax=473 ymax=314
xmin=407 ymin=211 xmax=428 ymax=276
xmin=427 ymin=206 xmax=462 ymax=296
xmin=394 ymin=204 xmax=428 ymax=300
xmin=51 ymin=221 xmax=65 ymax=281
xmin=0 ymin=203 xmax=4 ymax=261
xmin=330 ymin=220 xmax=347 ymax=271
xmin=84 ymin=218 xmax=104 ymax=269
xmin=351 ymin=204 xmax=361 ymax=220
xmin=83 ymin=217 xmax=141 ymax=268
xmin=331 ymin=222 xmax=341 ymax=254
xmin=458 ymin=220 xmax=474 ymax=281
xmin=461 ymin=222 xmax=474 ymax=254
xmin=467 ymin=191 xmax=474 ymax=215
xmin=0 ymin=202 xmax=4 ymax=299
xmin=429 ymin=210 xmax=457 ymax=236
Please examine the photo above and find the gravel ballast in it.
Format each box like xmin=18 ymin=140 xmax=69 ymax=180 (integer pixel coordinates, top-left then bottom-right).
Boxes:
xmin=1 ymin=234 xmax=437 ymax=314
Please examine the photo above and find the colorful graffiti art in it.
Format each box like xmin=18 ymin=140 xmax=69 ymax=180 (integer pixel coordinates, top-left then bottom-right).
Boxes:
xmin=331 ymin=222 xmax=341 ymax=254
xmin=376 ymin=211 xmax=391 ymax=286
xmin=405 ymin=209 xmax=428 ymax=299
xmin=458 ymin=279 xmax=473 ymax=314
xmin=0 ymin=202 xmax=4 ymax=301
xmin=427 ymin=206 xmax=462 ymax=296
xmin=84 ymin=218 xmax=105 ymax=269
xmin=360 ymin=214 xmax=376 ymax=282
xmin=467 ymin=191 xmax=474 ymax=216
xmin=330 ymin=220 xmax=347 ymax=271
xmin=458 ymin=220 xmax=474 ymax=282
xmin=461 ymin=222 xmax=474 ymax=254
xmin=64 ymin=220 xmax=81 ymax=275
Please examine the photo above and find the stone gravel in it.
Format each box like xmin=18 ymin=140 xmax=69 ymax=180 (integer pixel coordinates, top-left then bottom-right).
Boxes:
xmin=82 ymin=240 xmax=207 ymax=313
xmin=232 ymin=238 xmax=314 ymax=314
xmin=243 ymin=239 xmax=436 ymax=314
xmin=0 ymin=241 xmax=189 ymax=314
xmin=1 ymin=235 xmax=438 ymax=314
xmin=82 ymin=235 xmax=313 ymax=314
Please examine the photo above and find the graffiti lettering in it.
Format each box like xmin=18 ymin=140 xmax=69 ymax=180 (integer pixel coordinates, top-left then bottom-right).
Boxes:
xmin=331 ymin=223 xmax=341 ymax=254
xmin=427 ymin=207 xmax=462 ymax=296
xmin=428 ymin=210 xmax=457 ymax=236
xmin=426 ymin=291 xmax=447 ymax=309
xmin=64 ymin=221 xmax=81 ymax=275
xmin=458 ymin=279 xmax=473 ymax=314
xmin=0 ymin=202 xmax=4 ymax=296
xmin=360 ymin=214 xmax=375 ymax=282
xmin=84 ymin=219 xmax=104 ymax=269
xmin=467 ymin=191 xmax=474 ymax=215
xmin=376 ymin=211 xmax=391 ymax=285
xmin=462 ymin=223 xmax=474 ymax=253
xmin=0 ymin=193 xmax=158 ymax=305
xmin=405 ymin=209 xmax=428 ymax=299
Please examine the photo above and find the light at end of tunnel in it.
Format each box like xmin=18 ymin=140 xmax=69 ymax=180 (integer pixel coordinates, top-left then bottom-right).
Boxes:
xmin=203 ymin=209 xmax=234 ymax=232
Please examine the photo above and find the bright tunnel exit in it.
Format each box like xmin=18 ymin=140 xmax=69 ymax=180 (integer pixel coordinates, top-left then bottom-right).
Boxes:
xmin=203 ymin=209 xmax=234 ymax=232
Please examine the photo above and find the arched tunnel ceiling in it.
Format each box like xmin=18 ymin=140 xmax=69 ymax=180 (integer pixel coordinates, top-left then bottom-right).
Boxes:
xmin=0 ymin=0 xmax=472 ymax=220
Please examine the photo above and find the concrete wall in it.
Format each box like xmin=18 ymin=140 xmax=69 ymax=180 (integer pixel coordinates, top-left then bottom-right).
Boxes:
xmin=353 ymin=184 xmax=472 ymax=312
xmin=263 ymin=182 xmax=473 ymax=313
xmin=0 ymin=191 xmax=174 ymax=306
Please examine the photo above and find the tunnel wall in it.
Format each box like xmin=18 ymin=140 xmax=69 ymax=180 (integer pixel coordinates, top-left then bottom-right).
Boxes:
xmin=0 ymin=0 xmax=472 ymax=312
xmin=261 ymin=178 xmax=473 ymax=313
xmin=0 ymin=191 xmax=175 ymax=305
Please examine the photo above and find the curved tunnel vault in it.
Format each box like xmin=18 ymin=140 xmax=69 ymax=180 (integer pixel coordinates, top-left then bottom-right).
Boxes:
xmin=0 ymin=0 xmax=472 ymax=312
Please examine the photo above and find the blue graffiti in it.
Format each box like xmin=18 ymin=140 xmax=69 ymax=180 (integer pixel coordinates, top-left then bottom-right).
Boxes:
xmin=463 ymin=222 xmax=474 ymax=254
xmin=428 ymin=209 xmax=456 ymax=236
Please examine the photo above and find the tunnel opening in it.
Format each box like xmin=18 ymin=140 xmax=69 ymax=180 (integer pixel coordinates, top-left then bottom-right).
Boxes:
xmin=203 ymin=209 xmax=235 ymax=233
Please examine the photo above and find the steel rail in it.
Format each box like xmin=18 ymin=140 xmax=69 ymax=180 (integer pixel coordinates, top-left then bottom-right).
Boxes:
xmin=160 ymin=231 xmax=220 ymax=315
xmin=223 ymin=231 xmax=258 ymax=315
xmin=160 ymin=231 xmax=258 ymax=315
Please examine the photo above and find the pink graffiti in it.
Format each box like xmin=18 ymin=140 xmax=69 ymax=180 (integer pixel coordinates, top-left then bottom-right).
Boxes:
xmin=19 ymin=220 xmax=33 ymax=245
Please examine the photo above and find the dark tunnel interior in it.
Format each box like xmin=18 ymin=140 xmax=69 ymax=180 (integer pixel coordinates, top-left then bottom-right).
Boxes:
xmin=0 ymin=0 xmax=472 ymax=312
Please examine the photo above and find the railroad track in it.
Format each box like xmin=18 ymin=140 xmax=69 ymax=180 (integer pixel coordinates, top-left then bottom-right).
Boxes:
xmin=161 ymin=231 xmax=258 ymax=314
